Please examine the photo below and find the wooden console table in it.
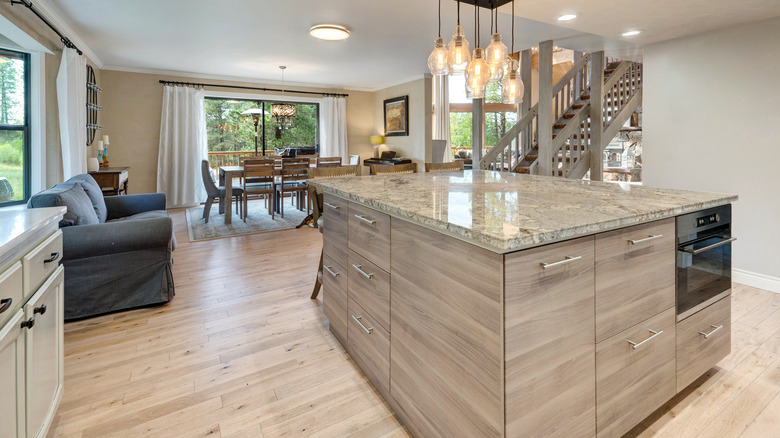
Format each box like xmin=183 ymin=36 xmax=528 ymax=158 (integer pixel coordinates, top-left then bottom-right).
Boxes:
xmin=88 ymin=167 xmax=129 ymax=195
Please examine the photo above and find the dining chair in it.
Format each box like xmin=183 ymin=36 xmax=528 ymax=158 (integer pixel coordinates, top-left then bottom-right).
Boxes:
xmin=317 ymin=156 xmax=342 ymax=168
xmin=242 ymin=158 xmax=276 ymax=221
xmin=348 ymin=154 xmax=360 ymax=165
xmin=200 ymin=159 xmax=243 ymax=223
xmin=307 ymin=164 xmax=361 ymax=300
xmin=371 ymin=162 xmax=417 ymax=175
xmin=424 ymin=161 xmax=465 ymax=172
xmin=276 ymin=158 xmax=310 ymax=218
xmin=297 ymin=154 xmax=319 ymax=168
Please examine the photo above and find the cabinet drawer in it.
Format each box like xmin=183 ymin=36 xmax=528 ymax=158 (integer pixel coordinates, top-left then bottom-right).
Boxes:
xmin=348 ymin=203 xmax=390 ymax=272
xmin=348 ymin=298 xmax=390 ymax=393
xmin=322 ymin=255 xmax=348 ymax=344
xmin=0 ymin=261 xmax=22 ymax=328
xmin=596 ymin=307 xmax=676 ymax=438
xmin=348 ymin=250 xmax=390 ymax=331
xmin=677 ymin=296 xmax=731 ymax=392
xmin=595 ymin=219 xmax=675 ymax=342
xmin=322 ymin=194 xmax=349 ymax=269
xmin=22 ymin=230 xmax=63 ymax=300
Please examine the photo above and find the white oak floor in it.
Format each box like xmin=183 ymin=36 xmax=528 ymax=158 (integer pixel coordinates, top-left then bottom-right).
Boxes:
xmin=46 ymin=209 xmax=779 ymax=437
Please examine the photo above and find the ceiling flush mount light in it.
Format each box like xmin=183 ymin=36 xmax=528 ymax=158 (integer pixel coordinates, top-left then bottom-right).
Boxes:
xmin=621 ymin=30 xmax=642 ymax=37
xmin=448 ymin=1 xmax=471 ymax=75
xmin=310 ymin=24 xmax=350 ymax=41
xmin=557 ymin=14 xmax=578 ymax=21
xmin=428 ymin=0 xmax=450 ymax=75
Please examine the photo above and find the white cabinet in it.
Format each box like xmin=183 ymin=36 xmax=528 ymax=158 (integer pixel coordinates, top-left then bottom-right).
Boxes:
xmin=0 ymin=310 xmax=26 ymax=438
xmin=0 ymin=207 xmax=65 ymax=438
xmin=24 ymin=266 xmax=64 ymax=438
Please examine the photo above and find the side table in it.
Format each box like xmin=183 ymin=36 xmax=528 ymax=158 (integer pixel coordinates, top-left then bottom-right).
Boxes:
xmin=88 ymin=167 xmax=129 ymax=196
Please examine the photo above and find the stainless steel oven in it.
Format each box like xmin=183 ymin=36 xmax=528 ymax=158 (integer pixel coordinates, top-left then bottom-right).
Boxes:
xmin=676 ymin=204 xmax=736 ymax=321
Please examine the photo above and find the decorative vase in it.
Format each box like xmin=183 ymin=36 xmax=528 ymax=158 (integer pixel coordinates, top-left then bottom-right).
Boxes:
xmin=88 ymin=157 xmax=100 ymax=172
xmin=102 ymin=147 xmax=110 ymax=167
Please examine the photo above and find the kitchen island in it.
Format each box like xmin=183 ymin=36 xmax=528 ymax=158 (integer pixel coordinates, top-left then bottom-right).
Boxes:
xmin=309 ymin=170 xmax=737 ymax=438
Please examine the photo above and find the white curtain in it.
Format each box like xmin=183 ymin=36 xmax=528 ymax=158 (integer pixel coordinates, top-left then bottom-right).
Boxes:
xmin=433 ymin=74 xmax=453 ymax=162
xmin=57 ymin=48 xmax=87 ymax=180
xmin=157 ymin=85 xmax=208 ymax=208
xmin=321 ymin=97 xmax=348 ymax=161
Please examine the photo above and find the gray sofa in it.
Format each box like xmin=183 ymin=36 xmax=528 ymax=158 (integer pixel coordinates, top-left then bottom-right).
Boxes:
xmin=28 ymin=174 xmax=175 ymax=320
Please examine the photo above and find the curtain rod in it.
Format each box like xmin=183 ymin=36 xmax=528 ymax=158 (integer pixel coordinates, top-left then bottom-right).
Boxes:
xmin=11 ymin=0 xmax=82 ymax=55
xmin=158 ymin=80 xmax=349 ymax=98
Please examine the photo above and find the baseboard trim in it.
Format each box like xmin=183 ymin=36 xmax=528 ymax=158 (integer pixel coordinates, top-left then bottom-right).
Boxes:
xmin=733 ymin=269 xmax=780 ymax=294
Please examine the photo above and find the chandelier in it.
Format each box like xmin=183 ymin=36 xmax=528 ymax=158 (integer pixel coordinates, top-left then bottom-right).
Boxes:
xmin=271 ymin=66 xmax=296 ymax=127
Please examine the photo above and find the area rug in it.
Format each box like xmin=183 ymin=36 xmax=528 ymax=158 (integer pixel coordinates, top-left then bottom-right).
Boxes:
xmin=185 ymin=201 xmax=310 ymax=242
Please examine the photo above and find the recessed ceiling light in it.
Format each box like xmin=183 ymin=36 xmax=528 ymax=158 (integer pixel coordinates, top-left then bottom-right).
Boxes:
xmin=557 ymin=14 xmax=578 ymax=21
xmin=310 ymin=24 xmax=350 ymax=41
xmin=621 ymin=30 xmax=642 ymax=37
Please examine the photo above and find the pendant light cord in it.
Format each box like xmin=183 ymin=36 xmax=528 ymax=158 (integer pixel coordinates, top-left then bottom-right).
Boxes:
xmin=438 ymin=0 xmax=441 ymax=37
xmin=495 ymin=6 xmax=499 ymax=34
xmin=490 ymin=4 xmax=494 ymax=35
xmin=511 ymin=0 xmax=515 ymax=54
xmin=456 ymin=0 xmax=460 ymax=25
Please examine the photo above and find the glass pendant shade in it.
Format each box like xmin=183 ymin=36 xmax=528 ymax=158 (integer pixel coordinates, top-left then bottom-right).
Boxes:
xmin=447 ymin=25 xmax=471 ymax=75
xmin=485 ymin=33 xmax=509 ymax=83
xmin=428 ymin=37 xmax=450 ymax=75
xmin=465 ymin=48 xmax=491 ymax=100
xmin=502 ymin=58 xmax=524 ymax=104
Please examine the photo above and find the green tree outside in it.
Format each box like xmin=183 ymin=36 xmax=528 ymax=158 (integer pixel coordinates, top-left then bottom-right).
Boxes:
xmin=0 ymin=53 xmax=25 ymax=203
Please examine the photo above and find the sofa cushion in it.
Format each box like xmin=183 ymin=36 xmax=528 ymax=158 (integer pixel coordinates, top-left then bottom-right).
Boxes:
xmin=57 ymin=184 xmax=100 ymax=226
xmin=28 ymin=181 xmax=76 ymax=209
xmin=108 ymin=210 xmax=176 ymax=250
xmin=69 ymin=174 xmax=108 ymax=223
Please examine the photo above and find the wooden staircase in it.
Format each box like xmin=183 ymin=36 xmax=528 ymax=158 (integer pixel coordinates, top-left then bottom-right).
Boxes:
xmin=479 ymin=50 xmax=643 ymax=180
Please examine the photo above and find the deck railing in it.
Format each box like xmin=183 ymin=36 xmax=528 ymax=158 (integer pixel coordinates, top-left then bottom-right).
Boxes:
xmin=207 ymin=151 xmax=264 ymax=174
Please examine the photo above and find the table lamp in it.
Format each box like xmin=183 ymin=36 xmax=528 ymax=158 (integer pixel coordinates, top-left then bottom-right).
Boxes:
xmin=370 ymin=135 xmax=385 ymax=159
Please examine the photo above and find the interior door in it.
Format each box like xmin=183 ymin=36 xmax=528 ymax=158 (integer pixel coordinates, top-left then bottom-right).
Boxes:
xmin=24 ymin=266 xmax=63 ymax=438
xmin=0 ymin=310 xmax=26 ymax=438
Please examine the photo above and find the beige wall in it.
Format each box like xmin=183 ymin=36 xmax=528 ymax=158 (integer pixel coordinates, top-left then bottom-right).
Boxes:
xmin=643 ymin=16 xmax=780 ymax=290
xmin=372 ymin=77 xmax=433 ymax=170
xmin=99 ymin=70 xmax=374 ymax=194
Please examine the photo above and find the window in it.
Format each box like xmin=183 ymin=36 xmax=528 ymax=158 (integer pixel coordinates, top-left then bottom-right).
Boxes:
xmin=0 ymin=48 xmax=30 ymax=206
xmin=205 ymin=97 xmax=319 ymax=156
xmin=448 ymin=76 xmax=518 ymax=156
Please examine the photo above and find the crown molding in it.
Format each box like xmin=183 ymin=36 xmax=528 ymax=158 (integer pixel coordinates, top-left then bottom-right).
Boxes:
xmin=24 ymin=0 xmax=103 ymax=67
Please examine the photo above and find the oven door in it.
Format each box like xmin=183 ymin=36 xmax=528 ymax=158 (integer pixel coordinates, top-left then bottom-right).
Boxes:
xmin=676 ymin=234 xmax=736 ymax=321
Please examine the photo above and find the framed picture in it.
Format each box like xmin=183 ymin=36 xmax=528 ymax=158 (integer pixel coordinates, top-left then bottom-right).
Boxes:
xmin=384 ymin=96 xmax=409 ymax=137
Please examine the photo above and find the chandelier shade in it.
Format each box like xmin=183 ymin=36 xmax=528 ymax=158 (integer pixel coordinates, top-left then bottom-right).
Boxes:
xmin=448 ymin=25 xmax=471 ymax=75
xmin=502 ymin=57 xmax=524 ymax=104
xmin=428 ymin=37 xmax=450 ymax=75
xmin=485 ymin=33 xmax=508 ymax=83
xmin=271 ymin=103 xmax=296 ymax=119
xmin=465 ymin=48 xmax=491 ymax=99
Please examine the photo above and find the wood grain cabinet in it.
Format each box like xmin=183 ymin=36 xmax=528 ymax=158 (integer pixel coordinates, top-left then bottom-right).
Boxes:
xmin=347 ymin=298 xmax=390 ymax=393
xmin=321 ymin=254 xmax=348 ymax=344
xmin=347 ymin=203 xmax=390 ymax=272
xmin=676 ymin=296 xmax=731 ymax=392
xmin=322 ymin=194 xmax=349 ymax=270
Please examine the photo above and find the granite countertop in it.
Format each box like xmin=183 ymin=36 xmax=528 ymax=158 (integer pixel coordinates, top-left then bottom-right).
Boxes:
xmin=310 ymin=170 xmax=738 ymax=253
xmin=0 ymin=206 xmax=66 ymax=262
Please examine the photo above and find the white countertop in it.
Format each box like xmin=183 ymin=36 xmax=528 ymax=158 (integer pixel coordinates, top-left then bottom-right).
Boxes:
xmin=0 ymin=206 xmax=66 ymax=261
xmin=310 ymin=170 xmax=738 ymax=253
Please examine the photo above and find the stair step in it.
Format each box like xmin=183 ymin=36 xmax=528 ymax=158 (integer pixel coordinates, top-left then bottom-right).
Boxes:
xmin=563 ymin=113 xmax=576 ymax=119
xmin=572 ymin=103 xmax=584 ymax=109
xmin=553 ymin=123 xmax=568 ymax=129
xmin=515 ymin=166 xmax=531 ymax=174
xmin=580 ymin=94 xmax=591 ymax=100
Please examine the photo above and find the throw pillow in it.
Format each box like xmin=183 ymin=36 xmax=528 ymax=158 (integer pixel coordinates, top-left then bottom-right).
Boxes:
xmin=72 ymin=174 xmax=108 ymax=223
xmin=57 ymin=184 xmax=100 ymax=226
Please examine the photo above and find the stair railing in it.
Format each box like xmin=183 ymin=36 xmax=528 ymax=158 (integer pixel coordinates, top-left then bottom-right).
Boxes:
xmin=552 ymin=53 xmax=591 ymax=123
xmin=478 ymin=104 xmax=538 ymax=171
xmin=602 ymin=61 xmax=642 ymax=133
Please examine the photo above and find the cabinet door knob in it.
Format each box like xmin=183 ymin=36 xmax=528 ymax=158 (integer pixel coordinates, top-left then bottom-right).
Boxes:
xmin=44 ymin=252 xmax=60 ymax=263
xmin=34 ymin=304 xmax=47 ymax=315
xmin=0 ymin=298 xmax=11 ymax=314
xmin=20 ymin=317 xmax=35 ymax=330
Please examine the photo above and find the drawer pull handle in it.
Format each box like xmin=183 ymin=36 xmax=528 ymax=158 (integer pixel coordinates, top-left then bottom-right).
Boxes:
xmin=699 ymin=324 xmax=724 ymax=339
xmin=323 ymin=265 xmax=340 ymax=278
xmin=20 ymin=317 xmax=35 ymax=330
xmin=44 ymin=252 xmax=60 ymax=263
xmin=628 ymin=329 xmax=663 ymax=350
xmin=0 ymin=298 xmax=12 ymax=314
xmin=629 ymin=234 xmax=664 ymax=245
xmin=352 ymin=264 xmax=374 ymax=279
xmin=354 ymin=215 xmax=376 ymax=225
xmin=540 ymin=255 xmax=582 ymax=270
xmin=34 ymin=304 xmax=47 ymax=315
xmin=324 ymin=202 xmax=340 ymax=210
xmin=352 ymin=315 xmax=373 ymax=335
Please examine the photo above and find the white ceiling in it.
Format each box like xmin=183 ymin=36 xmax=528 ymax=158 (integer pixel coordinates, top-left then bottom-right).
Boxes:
xmin=39 ymin=0 xmax=780 ymax=91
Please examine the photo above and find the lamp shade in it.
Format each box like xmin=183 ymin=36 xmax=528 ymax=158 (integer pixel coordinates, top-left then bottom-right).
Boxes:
xmin=370 ymin=135 xmax=386 ymax=145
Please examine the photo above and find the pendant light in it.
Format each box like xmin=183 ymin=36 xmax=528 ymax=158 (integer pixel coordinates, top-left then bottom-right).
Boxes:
xmin=485 ymin=7 xmax=508 ymax=84
xmin=502 ymin=0 xmax=524 ymax=104
xmin=465 ymin=3 xmax=490 ymax=99
xmin=428 ymin=0 xmax=449 ymax=75
xmin=271 ymin=66 xmax=296 ymax=127
xmin=447 ymin=1 xmax=470 ymax=75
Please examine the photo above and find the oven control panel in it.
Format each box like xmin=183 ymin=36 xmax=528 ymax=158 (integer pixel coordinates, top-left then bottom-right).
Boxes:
xmin=697 ymin=213 xmax=720 ymax=227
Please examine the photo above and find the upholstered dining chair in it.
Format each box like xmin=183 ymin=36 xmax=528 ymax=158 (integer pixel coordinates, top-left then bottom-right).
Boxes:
xmin=242 ymin=158 xmax=276 ymax=221
xmin=276 ymin=158 xmax=310 ymax=218
xmin=317 ymin=156 xmax=342 ymax=168
xmin=200 ymin=159 xmax=243 ymax=223
xmin=308 ymin=164 xmax=361 ymax=300
xmin=425 ymin=161 xmax=465 ymax=172
xmin=371 ymin=162 xmax=417 ymax=175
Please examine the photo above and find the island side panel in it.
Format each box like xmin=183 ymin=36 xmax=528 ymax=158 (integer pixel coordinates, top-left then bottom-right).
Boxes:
xmin=390 ymin=219 xmax=504 ymax=438
xmin=505 ymin=236 xmax=596 ymax=438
